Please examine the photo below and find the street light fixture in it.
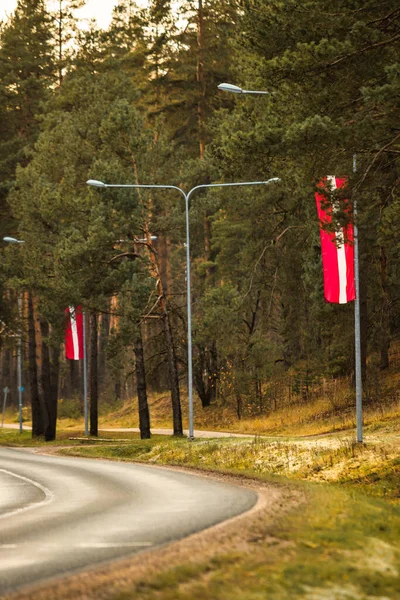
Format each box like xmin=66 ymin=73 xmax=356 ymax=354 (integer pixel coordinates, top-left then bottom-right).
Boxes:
xmin=218 ymin=81 xmax=363 ymax=443
xmin=3 ymin=237 xmax=24 ymax=244
xmin=86 ymin=180 xmax=107 ymax=187
xmin=87 ymin=177 xmax=281 ymax=439
xmin=217 ymin=83 xmax=270 ymax=95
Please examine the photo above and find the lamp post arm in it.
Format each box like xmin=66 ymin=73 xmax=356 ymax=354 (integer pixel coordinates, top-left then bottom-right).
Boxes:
xmin=242 ymin=90 xmax=270 ymax=95
xmin=186 ymin=178 xmax=280 ymax=203
xmin=103 ymin=183 xmax=185 ymax=196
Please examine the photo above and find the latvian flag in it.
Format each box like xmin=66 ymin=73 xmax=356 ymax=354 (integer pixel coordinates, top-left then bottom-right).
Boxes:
xmin=65 ymin=306 xmax=84 ymax=360
xmin=315 ymin=176 xmax=355 ymax=304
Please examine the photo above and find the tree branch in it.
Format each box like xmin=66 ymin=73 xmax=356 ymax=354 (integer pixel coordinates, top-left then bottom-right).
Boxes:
xmin=107 ymin=252 xmax=139 ymax=264
xmin=327 ymin=33 xmax=400 ymax=68
xmin=355 ymin=131 xmax=400 ymax=192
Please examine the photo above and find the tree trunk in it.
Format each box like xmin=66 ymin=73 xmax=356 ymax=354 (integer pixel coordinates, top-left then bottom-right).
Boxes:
xmin=69 ymin=359 xmax=80 ymax=398
xmin=235 ymin=390 xmax=242 ymax=420
xmin=28 ymin=292 xmax=43 ymax=437
xmin=50 ymin=343 xmax=60 ymax=417
xmin=10 ymin=350 xmax=17 ymax=407
xmin=98 ymin=308 xmax=111 ymax=387
xmin=163 ymin=309 xmax=183 ymax=435
xmin=379 ymin=246 xmax=390 ymax=370
xmin=89 ymin=312 xmax=98 ymax=436
xmin=39 ymin=319 xmax=58 ymax=442
xmin=58 ymin=0 xmax=63 ymax=86
xmin=194 ymin=343 xmax=218 ymax=408
xmin=197 ymin=0 xmax=206 ymax=160
xmin=129 ymin=160 xmax=183 ymax=436
xmin=256 ymin=378 xmax=263 ymax=413
xmin=144 ymin=228 xmax=183 ymax=436
xmin=158 ymin=236 xmax=172 ymax=297
xmin=359 ymin=256 xmax=368 ymax=386
xmin=134 ymin=327 xmax=151 ymax=439
xmin=2 ymin=349 xmax=13 ymax=407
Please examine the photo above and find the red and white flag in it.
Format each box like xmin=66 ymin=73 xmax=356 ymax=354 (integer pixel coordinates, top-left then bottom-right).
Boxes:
xmin=315 ymin=176 xmax=355 ymax=304
xmin=65 ymin=306 xmax=84 ymax=360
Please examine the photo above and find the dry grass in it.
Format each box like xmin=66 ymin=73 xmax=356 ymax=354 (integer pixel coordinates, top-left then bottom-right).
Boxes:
xmin=96 ymin=382 xmax=400 ymax=441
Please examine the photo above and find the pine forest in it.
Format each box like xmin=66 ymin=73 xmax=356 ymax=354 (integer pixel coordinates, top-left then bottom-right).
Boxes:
xmin=1 ymin=0 xmax=399 ymax=442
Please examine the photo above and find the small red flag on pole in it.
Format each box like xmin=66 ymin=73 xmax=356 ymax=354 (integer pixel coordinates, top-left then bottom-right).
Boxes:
xmin=65 ymin=306 xmax=84 ymax=360
xmin=315 ymin=176 xmax=355 ymax=304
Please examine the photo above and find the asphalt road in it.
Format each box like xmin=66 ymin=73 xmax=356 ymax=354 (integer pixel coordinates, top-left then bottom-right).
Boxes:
xmin=0 ymin=448 xmax=257 ymax=595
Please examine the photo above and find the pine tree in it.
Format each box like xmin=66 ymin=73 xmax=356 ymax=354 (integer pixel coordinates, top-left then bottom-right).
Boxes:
xmin=0 ymin=0 xmax=56 ymax=236
xmin=50 ymin=0 xmax=85 ymax=85
xmin=208 ymin=0 xmax=400 ymax=400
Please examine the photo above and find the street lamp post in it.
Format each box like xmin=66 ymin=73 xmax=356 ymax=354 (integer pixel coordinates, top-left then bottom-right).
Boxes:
xmin=17 ymin=295 xmax=23 ymax=433
xmin=87 ymin=178 xmax=280 ymax=439
xmin=218 ymin=82 xmax=363 ymax=443
xmin=3 ymin=236 xmax=25 ymax=433
xmin=82 ymin=310 xmax=88 ymax=436
xmin=353 ymin=155 xmax=362 ymax=443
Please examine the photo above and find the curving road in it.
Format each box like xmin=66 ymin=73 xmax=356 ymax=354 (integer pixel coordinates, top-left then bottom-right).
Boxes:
xmin=0 ymin=448 xmax=257 ymax=595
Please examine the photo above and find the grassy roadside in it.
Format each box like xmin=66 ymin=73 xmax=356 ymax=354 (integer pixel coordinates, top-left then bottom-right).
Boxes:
xmin=52 ymin=431 xmax=400 ymax=599
xmin=0 ymin=428 xmax=149 ymax=446
xmin=117 ymin=482 xmax=399 ymax=600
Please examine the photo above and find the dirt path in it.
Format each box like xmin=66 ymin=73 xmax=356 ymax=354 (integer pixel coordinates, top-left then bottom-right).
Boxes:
xmin=2 ymin=423 xmax=252 ymax=438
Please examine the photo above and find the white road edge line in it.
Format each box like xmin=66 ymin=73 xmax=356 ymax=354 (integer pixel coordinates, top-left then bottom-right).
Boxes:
xmin=0 ymin=468 xmax=54 ymax=520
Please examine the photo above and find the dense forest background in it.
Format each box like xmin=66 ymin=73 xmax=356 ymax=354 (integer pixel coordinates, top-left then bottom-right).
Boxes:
xmin=0 ymin=0 xmax=399 ymax=439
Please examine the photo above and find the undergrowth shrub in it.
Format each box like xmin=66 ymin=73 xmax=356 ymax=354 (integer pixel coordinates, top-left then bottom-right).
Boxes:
xmin=58 ymin=397 xmax=82 ymax=419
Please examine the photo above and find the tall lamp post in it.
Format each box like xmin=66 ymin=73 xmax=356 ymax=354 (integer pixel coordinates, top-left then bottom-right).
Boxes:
xmin=219 ymin=82 xmax=363 ymax=443
xmin=3 ymin=236 xmax=25 ymax=433
xmin=352 ymin=155 xmax=362 ymax=443
xmin=87 ymin=178 xmax=280 ymax=439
